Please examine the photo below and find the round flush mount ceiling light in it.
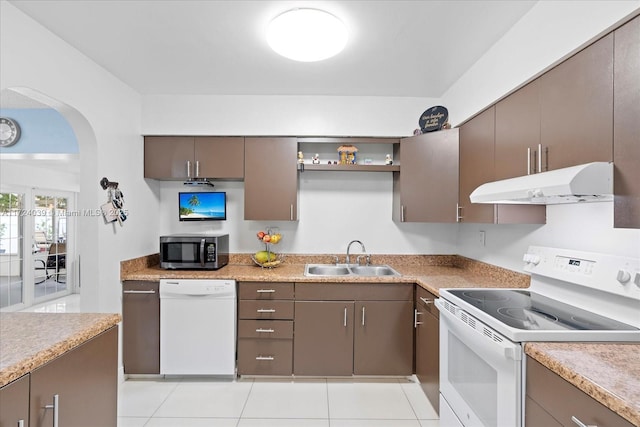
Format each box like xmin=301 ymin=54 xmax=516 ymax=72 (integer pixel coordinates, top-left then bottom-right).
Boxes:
xmin=267 ymin=8 xmax=348 ymax=62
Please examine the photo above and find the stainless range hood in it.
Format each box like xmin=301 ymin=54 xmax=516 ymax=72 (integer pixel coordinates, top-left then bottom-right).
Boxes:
xmin=470 ymin=162 xmax=613 ymax=204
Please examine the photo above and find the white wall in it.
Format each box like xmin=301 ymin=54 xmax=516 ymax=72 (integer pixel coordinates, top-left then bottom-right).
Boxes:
xmin=443 ymin=1 xmax=640 ymax=126
xmin=0 ymin=1 xmax=159 ymax=312
xmin=443 ymin=1 xmax=640 ymax=268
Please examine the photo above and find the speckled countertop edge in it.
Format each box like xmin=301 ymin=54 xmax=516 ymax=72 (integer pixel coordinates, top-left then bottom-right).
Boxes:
xmin=525 ymin=342 xmax=640 ymax=426
xmin=0 ymin=312 xmax=122 ymax=388
xmin=120 ymin=253 xmax=530 ymax=295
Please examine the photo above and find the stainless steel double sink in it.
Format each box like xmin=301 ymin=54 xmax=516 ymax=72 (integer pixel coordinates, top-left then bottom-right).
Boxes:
xmin=304 ymin=263 xmax=401 ymax=277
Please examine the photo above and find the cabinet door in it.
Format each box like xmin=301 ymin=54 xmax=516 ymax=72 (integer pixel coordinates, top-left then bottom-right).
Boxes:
xmin=415 ymin=288 xmax=439 ymax=413
xmin=0 ymin=374 xmax=29 ymax=427
xmin=122 ymin=281 xmax=160 ymax=374
xmin=354 ymin=300 xmax=413 ymax=375
xmin=244 ymin=137 xmax=298 ymax=220
xmin=396 ymin=129 xmax=459 ymax=222
xmin=144 ymin=136 xmax=194 ymax=179
xmin=194 ymin=136 xmax=245 ymax=179
xmin=459 ymin=107 xmax=495 ymax=223
xmin=459 ymin=107 xmax=546 ymax=224
xmin=30 ymin=326 xmax=118 ymax=427
xmin=293 ymin=301 xmax=354 ymax=376
xmin=613 ymin=15 xmax=640 ymax=229
xmin=495 ymin=80 xmax=540 ymax=179
xmin=540 ymin=33 xmax=614 ymax=170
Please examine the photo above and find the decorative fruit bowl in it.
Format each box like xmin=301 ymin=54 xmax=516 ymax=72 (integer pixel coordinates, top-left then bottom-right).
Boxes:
xmin=252 ymin=227 xmax=284 ymax=268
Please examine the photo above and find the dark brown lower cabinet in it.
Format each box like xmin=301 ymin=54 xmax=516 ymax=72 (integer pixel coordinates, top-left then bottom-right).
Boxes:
xmin=526 ymin=356 xmax=633 ymax=427
xmin=237 ymin=282 xmax=295 ymax=376
xmin=30 ymin=326 xmax=118 ymax=427
xmin=293 ymin=283 xmax=414 ymax=376
xmin=354 ymin=300 xmax=413 ymax=375
xmin=122 ymin=280 xmax=160 ymax=374
xmin=294 ymin=301 xmax=355 ymax=376
xmin=0 ymin=374 xmax=30 ymax=426
xmin=237 ymin=319 xmax=294 ymax=375
xmin=414 ymin=286 xmax=439 ymax=413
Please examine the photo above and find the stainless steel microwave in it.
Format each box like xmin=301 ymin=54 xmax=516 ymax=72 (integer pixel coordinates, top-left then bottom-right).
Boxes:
xmin=160 ymin=234 xmax=229 ymax=270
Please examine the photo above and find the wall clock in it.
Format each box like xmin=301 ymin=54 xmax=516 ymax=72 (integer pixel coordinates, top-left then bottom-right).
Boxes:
xmin=0 ymin=117 xmax=21 ymax=147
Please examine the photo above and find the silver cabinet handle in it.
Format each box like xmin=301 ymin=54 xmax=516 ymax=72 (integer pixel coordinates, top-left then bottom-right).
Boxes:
xmin=571 ymin=416 xmax=597 ymax=427
xmin=256 ymin=328 xmax=275 ymax=333
xmin=255 ymin=356 xmax=274 ymax=361
xmin=257 ymin=309 xmax=276 ymax=313
xmin=186 ymin=160 xmax=191 ymax=178
xmin=419 ymin=297 xmax=433 ymax=305
xmin=290 ymin=204 xmax=294 ymax=221
xmin=456 ymin=203 xmax=463 ymax=222
xmin=344 ymin=307 xmax=347 ymax=327
xmin=123 ymin=290 xmax=156 ymax=294
xmin=18 ymin=420 xmax=24 ymax=427
xmin=44 ymin=394 xmax=59 ymax=427
xmin=401 ymin=205 xmax=405 ymax=222
xmin=414 ymin=309 xmax=423 ymax=328
xmin=256 ymin=289 xmax=276 ymax=293
xmin=527 ymin=147 xmax=532 ymax=175
xmin=195 ymin=160 xmax=200 ymax=177
xmin=362 ymin=306 xmax=366 ymax=326
xmin=537 ymin=144 xmax=542 ymax=173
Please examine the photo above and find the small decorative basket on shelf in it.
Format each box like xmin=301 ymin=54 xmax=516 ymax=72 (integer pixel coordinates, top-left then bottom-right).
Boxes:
xmin=251 ymin=227 xmax=284 ymax=268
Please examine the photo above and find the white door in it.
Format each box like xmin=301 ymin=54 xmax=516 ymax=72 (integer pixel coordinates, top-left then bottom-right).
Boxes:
xmin=32 ymin=191 xmax=75 ymax=303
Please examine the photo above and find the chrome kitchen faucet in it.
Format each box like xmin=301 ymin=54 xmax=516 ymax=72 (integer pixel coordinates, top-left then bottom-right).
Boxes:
xmin=346 ymin=240 xmax=369 ymax=265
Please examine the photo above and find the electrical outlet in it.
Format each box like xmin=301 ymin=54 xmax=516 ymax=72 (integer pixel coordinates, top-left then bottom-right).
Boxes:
xmin=479 ymin=231 xmax=486 ymax=246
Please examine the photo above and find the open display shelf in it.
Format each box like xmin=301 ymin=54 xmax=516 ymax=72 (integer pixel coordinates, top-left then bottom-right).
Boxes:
xmin=297 ymin=137 xmax=401 ymax=173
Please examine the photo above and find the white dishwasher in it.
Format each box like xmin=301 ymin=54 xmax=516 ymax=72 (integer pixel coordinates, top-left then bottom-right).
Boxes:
xmin=160 ymin=279 xmax=236 ymax=376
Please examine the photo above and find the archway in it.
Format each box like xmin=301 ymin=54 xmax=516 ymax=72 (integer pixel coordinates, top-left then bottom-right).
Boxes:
xmin=0 ymin=87 xmax=99 ymax=311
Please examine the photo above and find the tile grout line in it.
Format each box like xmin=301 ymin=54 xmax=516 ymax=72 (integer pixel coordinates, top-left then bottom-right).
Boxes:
xmin=236 ymin=377 xmax=255 ymax=426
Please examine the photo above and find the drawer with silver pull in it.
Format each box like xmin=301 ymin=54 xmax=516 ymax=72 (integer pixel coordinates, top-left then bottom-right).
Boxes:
xmin=238 ymin=300 xmax=294 ymax=320
xmin=239 ymin=282 xmax=294 ymax=300
xmin=237 ymin=339 xmax=293 ymax=376
xmin=238 ymin=320 xmax=293 ymax=339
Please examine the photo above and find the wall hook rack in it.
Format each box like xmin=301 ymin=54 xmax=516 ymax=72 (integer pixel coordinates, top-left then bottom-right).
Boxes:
xmin=100 ymin=177 xmax=119 ymax=190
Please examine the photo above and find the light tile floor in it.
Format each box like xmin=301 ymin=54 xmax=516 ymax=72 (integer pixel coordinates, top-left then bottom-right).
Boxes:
xmin=118 ymin=377 xmax=440 ymax=427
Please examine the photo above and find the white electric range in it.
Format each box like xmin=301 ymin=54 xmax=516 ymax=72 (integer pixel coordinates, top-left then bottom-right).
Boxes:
xmin=436 ymin=246 xmax=640 ymax=427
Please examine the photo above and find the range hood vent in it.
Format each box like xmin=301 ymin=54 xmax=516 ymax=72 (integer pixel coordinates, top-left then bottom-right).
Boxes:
xmin=470 ymin=162 xmax=613 ymax=205
xmin=184 ymin=178 xmax=214 ymax=187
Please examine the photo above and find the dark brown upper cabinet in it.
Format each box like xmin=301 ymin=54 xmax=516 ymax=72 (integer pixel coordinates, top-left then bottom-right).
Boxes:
xmin=393 ymin=129 xmax=459 ymax=223
xmin=144 ymin=136 xmax=244 ymax=179
xmin=495 ymin=80 xmax=541 ymax=179
xmin=244 ymin=137 xmax=298 ymax=221
xmin=459 ymin=106 xmax=546 ymax=224
xmin=613 ymin=15 xmax=640 ymax=229
xmin=539 ymin=33 xmax=614 ymax=171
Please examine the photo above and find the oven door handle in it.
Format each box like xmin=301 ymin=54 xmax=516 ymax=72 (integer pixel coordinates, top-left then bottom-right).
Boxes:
xmin=436 ymin=298 xmax=522 ymax=361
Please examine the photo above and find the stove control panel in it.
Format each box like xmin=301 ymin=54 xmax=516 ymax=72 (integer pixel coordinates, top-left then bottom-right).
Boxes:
xmin=553 ymin=256 xmax=595 ymax=275
xmin=523 ymin=246 xmax=640 ymax=299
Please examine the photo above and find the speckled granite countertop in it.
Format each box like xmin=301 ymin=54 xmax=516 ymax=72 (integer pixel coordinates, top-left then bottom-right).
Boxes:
xmin=120 ymin=253 xmax=531 ymax=295
xmin=525 ymin=342 xmax=640 ymax=426
xmin=0 ymin=312 xmax=121 ymax=388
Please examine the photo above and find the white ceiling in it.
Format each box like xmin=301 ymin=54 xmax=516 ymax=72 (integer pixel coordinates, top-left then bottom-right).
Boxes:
xmin=8 ymin=0 xmax=537 ymax=98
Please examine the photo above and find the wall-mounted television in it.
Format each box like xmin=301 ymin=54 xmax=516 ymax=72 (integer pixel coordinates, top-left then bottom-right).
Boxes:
xmin=178 ymin=192 xmax=227 ymax=221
